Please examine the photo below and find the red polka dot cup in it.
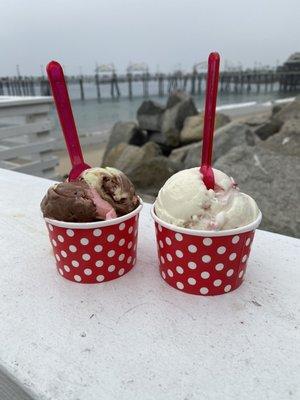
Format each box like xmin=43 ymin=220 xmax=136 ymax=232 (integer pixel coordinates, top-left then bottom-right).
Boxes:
xmin=44 ymin=201 xmax=143 ymax=283
xmin=151 ymin=206 xmax=262 ymax=296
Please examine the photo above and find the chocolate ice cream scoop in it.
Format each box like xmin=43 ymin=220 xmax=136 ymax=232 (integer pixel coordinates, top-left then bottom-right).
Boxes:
xmin=41 ymin=181 xmax=100 ymax=222
xmin=41 ymin=167 xmax=139 ymax=223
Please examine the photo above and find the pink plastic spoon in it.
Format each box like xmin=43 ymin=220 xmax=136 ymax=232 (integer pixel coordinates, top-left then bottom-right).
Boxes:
xmin=200 ymin=52 xmax=220 ymax=190
xmin=46 ymin=61 xmax=91 ymax=181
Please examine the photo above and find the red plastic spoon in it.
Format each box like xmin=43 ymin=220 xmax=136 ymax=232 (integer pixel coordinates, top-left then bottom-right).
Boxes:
xmin=46 ymin=61 xmax=91 ymax=181
xmin=200 ymin=52 xmax=220 ymax=190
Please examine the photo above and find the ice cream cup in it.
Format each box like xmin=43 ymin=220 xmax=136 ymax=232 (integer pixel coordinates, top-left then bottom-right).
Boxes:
xmin=44 ymin=199 xmax=143 ymax=284
xmin=151 ymin=205 xmax=262 ymax=296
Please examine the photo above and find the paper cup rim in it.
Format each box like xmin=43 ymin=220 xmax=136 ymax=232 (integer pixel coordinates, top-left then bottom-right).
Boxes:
xmin=151 ymin=204 xmax=262 ymax=237
xmin=44 ymin=198 xmax=143 ymax=229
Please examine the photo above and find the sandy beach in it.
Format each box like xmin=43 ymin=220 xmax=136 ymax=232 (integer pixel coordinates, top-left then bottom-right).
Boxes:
xmin=55 ymin=142 xmax=107 ymax=178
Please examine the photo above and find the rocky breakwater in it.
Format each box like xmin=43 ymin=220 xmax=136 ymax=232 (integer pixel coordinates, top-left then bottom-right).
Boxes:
xmin=102 ymin=92 xmax=300 ymax=237
xmin=102 ymin=91 xmax=230 ymax=195
xmin=214 ymin=98 xmax=300 ymax=238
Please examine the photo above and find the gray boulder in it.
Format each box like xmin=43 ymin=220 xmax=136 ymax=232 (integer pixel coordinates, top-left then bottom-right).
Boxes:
xmin=184 ymin=122 xmax=258 ymax=169
xmin=169 ymin=142 xmax=201 ymax=164
xmin=137 ymin=100 xmax=165 ymax=131
xmin=272 ymin=103 xmax=284 ymax=116
xmin=103 ymin=142 xmax=161 ymax=170
xmin=103 ymin=142 xmax=180 ymax=196
xmin=147 ymin=131 xmax=173 ymax=156
xmin=183 ymin=142 xmax=203 ymax=169
xmin=252 ymin=118 xmax=282 ymax=140
xmin=180 ymin=113 xmax=230 ymax=145
xmin=166 ymin=91 xmax=189 ymax=108
xmin=213 ymin=122 xmax=258 ymax=159
xmin=242 ymin=112 xmax=271 ymax=126
xmin=214 ymin=145 xmax=300 ymax=238
xmin=261 ymin=119 xmax=300 ymax=157
xmin=162 ymin=97 xmax=198 ymax=147
xmin=103 ymin=121 xmax=147 ymax=164
xmin=274 ymin=99 xmax=300 ymax=123
xmin=130 ymin=156 xmax=181 ymax=195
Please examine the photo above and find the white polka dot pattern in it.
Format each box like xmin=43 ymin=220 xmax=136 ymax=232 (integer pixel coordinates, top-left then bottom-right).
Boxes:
xmin=215 ymin=263 xmax=224 ymax=271
xmin=176 ymin=250 xmax=183 ymax=258
xmin=176 ymin=266 xmax=184 ymax=274
xmin=188 ymin=245 xmax=197 ymax=253
xmin=72 ymin=260 xmax=79 ymax=268
xmin=107 ymin=250 xmax=115 ymax=258
xmin=119 ymin=238 xmax=125 ymax=246
xmin=202 ymin=255 xmax=211 ymax=263
xmin=47 ymin=212 xmax=140 ymax=284
xmin=167 ymin=269 xmax=173 ymax=277
xmin=165 ymin=237 xmax=172 ymax=245
xmin=203 ymin=238 xmax=212 ymax=246
xmin=213 ymin=279 xmax=222 ymax=287
xmin=175 ymin=233 xmax=183 ymax=241
xmin=107 ymin=234 xmax=115 ymax=242
xmin=84 ymin=268 xmax=92 ymax=276
xmin=232 ymin=235 xmax=240 ymax=244
xmin=57 ymin=235 xmax=64 ymax=243
xmin=217 ymin=246 xmax=226 ymax=254
xmin=119 ymin=223 xmax=125 ymax=231
xmin=200 ymin=287 xmax=209 ymax=295
xmin=201 ymin=271 xmax=210 ymax=279
xmin=188 ymin=261 xmax=197 ymax=269
xmin=154 ymin=222 xmax=256 ymax=295
xmin=94 ymin=245 xmax=102 ymax=253
xmin=166 ymin=253 xmax=172 ymax=262
xmin=95 ymin=260 xmax=103 ymax=268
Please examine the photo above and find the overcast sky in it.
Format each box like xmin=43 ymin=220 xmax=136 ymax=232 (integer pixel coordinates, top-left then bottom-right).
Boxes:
xmin=1 ymin=0 xmax=299 ymax=76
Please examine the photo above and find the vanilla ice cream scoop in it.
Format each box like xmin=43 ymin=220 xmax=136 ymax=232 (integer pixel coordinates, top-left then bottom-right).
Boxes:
xmin=154 ymin=168 xmax=259 ymax=231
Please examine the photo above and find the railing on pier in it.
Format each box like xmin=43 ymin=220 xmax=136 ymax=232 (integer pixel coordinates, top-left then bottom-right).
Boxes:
xmin=0 ymin=70 xmax=299 ymax=100
xmin=0 ymin=97 xmax=58 ymax=179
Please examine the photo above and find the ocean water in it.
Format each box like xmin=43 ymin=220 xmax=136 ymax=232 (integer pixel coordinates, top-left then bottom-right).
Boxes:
xmin=50 ymin=81 xmax=297 ymax=136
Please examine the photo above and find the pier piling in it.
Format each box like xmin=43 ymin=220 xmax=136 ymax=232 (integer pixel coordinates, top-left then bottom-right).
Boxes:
xmin=1 ymin=64 xmax=299 ymax=99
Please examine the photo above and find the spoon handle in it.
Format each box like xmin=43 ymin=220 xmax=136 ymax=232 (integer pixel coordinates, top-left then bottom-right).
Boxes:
xmin=46 ymin=61 xmax=85 ymax=168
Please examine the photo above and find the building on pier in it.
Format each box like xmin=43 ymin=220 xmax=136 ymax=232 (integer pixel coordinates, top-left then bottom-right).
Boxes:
xmin=282 ymin=53 xmax=300 ymax=72
xmin=277 ymin=52 xmax=300 ymax=91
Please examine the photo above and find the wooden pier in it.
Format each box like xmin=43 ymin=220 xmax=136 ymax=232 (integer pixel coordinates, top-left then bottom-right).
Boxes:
xmin=0 ymin=69 xmax=299 ymax=100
